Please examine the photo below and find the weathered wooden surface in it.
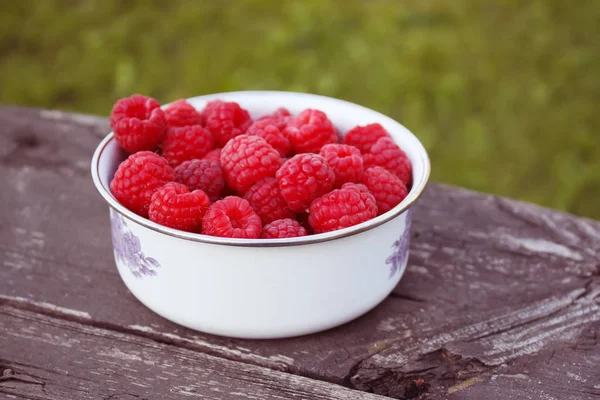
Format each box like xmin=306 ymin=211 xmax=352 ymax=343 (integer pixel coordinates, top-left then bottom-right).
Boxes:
xmin=1 ymin=106 xmax=599 ymax=399
xmin=0 ymin=305 xmax=388 ymax=400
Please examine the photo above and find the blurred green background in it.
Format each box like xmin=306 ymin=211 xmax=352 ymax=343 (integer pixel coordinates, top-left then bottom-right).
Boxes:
xmin=2 ymin=0 xmax=599 ymax=219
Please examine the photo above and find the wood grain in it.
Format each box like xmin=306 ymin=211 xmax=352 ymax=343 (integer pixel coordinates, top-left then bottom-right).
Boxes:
xmin=1 ymin=106 xmax=599 ymax=399
xmin=0 ymin=305 xmax=389 ymax=400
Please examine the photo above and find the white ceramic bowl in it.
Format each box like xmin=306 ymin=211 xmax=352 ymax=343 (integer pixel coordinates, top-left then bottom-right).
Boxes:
xmin=91 ymin=91 xmax=430 ymax=339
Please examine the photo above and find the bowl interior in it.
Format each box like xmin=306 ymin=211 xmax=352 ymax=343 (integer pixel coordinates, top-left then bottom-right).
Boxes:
xmin=94 ymin=91 xmax=430 ymax=246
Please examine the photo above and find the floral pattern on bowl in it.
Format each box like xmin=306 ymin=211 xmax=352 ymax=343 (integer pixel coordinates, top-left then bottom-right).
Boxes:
xmin=110 ymin=209 xmax=161 ymax=278
xmin=386 ymin=209 xmax=412 ymax=279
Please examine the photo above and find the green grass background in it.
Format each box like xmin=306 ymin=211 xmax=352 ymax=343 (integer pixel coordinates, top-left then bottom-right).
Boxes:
xmin=2 ymin=0 xmax=599 ymax=219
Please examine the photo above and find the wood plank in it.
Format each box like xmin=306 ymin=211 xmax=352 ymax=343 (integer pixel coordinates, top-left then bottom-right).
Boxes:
xmin=0 ymin=305 xmax=390 ymax=400
xmin=1 ymin=106 xmax=599 ymax=398
xmin=441 ymin=324 xmax=600 ymax=400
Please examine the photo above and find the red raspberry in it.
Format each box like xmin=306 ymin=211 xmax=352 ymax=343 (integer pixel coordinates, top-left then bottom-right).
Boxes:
xmin=363 ymin=137 xmax=412 ymax=186
xmin=199 ymin=100 xmax=224 ymax=125
xmin=243 ymin=178 xmax=295 ymax=224
xmin=258 ymin=107 xmax=291 ymax=130
xmin=205 ymin=101 xmax=252 ymax=147
xmin=246 ymin=118 xmax=291 ymax=157
xmin=276 ymin=154 xmax=335 ymax=212
xmin=220 ymin=135 xmax=283 ymax=194
xmin=161 ymin=125 xmax=214 ymax=166
xmin=319 ymin=143 xmax=364 ymax=187
xmin=110 ymin=94 xmax=167 ymax=153
xmin=203 ymin=148 xmax=222 ymax=163
xmin=261 ymin=218 xmax=307 ymax=239
xmin=164 ymin=99 xmax=202 ymax=127
xmin=148 ymin=182 xmax=210 ymax=232
xmin=343 ymin=123 xmax=391 ymax=153
xmin=361 ymin=166 xmax=408 ymax=215
xmin=284 ymin=109 xmax=337 ymax=154
xmin=174 ymin=159 xmax=224 ymax=202
xmin=202 ymin=196 xmax=262 ymax=238
xmin=110 ymin=151 xmax=174 ymax=217
xmin=308 ymin=183 xmax=377 ymax=234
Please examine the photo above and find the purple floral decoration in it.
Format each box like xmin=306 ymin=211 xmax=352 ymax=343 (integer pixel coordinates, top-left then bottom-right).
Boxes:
xmin=386 ymin=209 xmax=412 ymax=279
xmin=110 ymin=210 xmax=160 ymax=278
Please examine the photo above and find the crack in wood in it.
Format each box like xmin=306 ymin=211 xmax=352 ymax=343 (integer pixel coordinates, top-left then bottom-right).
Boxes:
xmin=388 ymin=292 xmax=426 ymax=303
xmin=104 ymin=394 xmax=144 ymax=400
xmin=351 ymin=349 xmax=490 ymax=399
xmin=0 ymin=294 xmax=290 ymax=374
xmin=0 ymin=305 xmax=390 ymax=400
xmin=0 ymin=368 xmax=46 ymax=387
xmin=347 ymin=280 xmax=600 ymax=398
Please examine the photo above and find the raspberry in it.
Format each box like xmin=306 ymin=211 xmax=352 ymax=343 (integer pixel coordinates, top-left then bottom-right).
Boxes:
xmin=261 ymin=218 xmax=307 ymax=239
xmin=220 ymin=135 xmax=283 ymax=194
xmin=343 ymin=123 xmax=391 ymax=153
xmin=276 ymin=154 xmax=335 ymax=212
xmin=199 ymin=100 xmax=224 ymax=125
xmin=243 ymin=178 xmax=295 ymax=224
xmin=161 ymin=125 xmax=214 ymax=166
xmin=203 ymin=148 xmax=222 ymax=163
xmin=174 ymin=159 xmax=224 ymax=202
xmin=148 ymin=182 xmax=210 ymax=232
xmin=246 ymin=118 xmax=291 ymax=157
xmin=165 ymin=99 xmax=202 ymax=127
xmin=361 ymin=166 xmax=408 ymax=215
xmin=363 ymin=137 xmax=412 ymax=186
xmin=110 ymin=151 xmax=174 ymax=217
xmin=319 ymin=143 xmax=364 ymax=187
xmin=110 ymin=94 xmax=167 ymax=153
xmin=258 ymin=107 xmax=291 ymax=130
xmin=284 ymin=109 xmax=337 ymax=154
xmin=202 ymin=196 xmax=262 ymax=238
xmin=308 ymin=183 xmax=377 ymax=234
xmin=205 ymin=101 xmax=252 ymax=147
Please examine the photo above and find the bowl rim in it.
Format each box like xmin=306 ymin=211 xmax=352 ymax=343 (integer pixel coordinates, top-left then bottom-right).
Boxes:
xmin=91 ymin=90 xmax=430 ymax=247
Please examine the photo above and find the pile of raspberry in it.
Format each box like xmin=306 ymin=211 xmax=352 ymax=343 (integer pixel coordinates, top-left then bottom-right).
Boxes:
xmin=109 ymin=94 xmax=412 ymax=239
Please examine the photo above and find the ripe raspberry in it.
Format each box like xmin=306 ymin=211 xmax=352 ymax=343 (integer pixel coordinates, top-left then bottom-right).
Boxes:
xmin=361 ymin=166 xmax=408 ymax=215
xmin=343 ymin=123 xmax=391 ymax=153
xmin=319 ymin=143 xmax=364 ymax=187
xmin=199 ymin=100 xmax=224 ymax=125
xmin=110 ymin=94 xmax=167 ymax=153
xmin=202 ymin=196 xmax=262 ymax=238
xmin=205 ymin=101 xmax=252 ymax=147
xmin=161 ymin=125 xmax=214 ymax=166
xmin=276 ymin=154 xmax=335 ymax=212
xmin=164 ymin=99 xmax=202 ymax=127
xmin=203 ymin=148 xmax=222 ymax=163
xmin=308 ymin=183 xmax=377 ymax=234
xmin=243 ymin=178 xmax=295 ymax=224
xmin=220 ymin=135 xmax=283 ymax=194
xmin=174 ymin=159 xmax=224 ymax=202
xmin=148 ymin=182 xmax=210 ymax=232
xmin=261 ymin=218 xmax=307 ymax=239
xmin=363 ymin=137 xmax=412 ymax=186
xmin=284 ymin=109 xmax=337 ymax=154
xmin=246 ymin=118 xmax=291 ymax=157
xmin=258 ymin=107 xmax=291 ymax=130
xmin=110 ymin=151 xmax=174 ymax=217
